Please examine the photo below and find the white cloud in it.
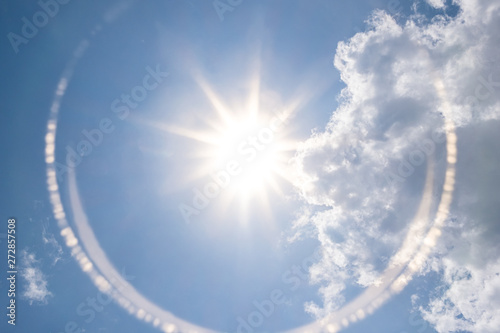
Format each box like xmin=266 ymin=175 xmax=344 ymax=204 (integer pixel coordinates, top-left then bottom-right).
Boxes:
xmin=416 ymin=119 xmax=500 ymax=332
xmin=20 ymin=250 xmax=53 ymax=305
xmin=42 ymin=223 xmax=63 ymax=265
xmin=420 ymin=259 xmax=500 ymax=333
xmin=289 ymin=0 xmax=500 ymax=327
xmin=425 ymin=0 xmax=446 ymax=9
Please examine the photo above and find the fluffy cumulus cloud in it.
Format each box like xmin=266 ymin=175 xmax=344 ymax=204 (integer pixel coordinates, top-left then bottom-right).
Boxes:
xmin=290 ymin=0 xmax=500 ymax=329
xmin=418 ymin=119 xmax=500 ymax=332
xmin=420 ymin=258 xmax=500 ymax=333
xmin=20 ymin=250 xmax=53 ymax=305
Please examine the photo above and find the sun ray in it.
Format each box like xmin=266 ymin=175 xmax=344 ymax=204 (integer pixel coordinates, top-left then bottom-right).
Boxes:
xmin=254 ymin=186 xmax=275 ymax=222
xmin=141 ymin=121 xmax=220 ymax=146
xmin=193 ymin=74 xmax=234 ymax=127
xmin=247 ymin=54 xmax=261 ymax=120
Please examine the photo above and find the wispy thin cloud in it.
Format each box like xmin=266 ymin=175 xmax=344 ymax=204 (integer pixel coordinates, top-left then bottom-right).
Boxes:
xmin=42 ymin=223 xmax=64 ymax=265
xmin=20 ymin=250 xmax=53 ymax=305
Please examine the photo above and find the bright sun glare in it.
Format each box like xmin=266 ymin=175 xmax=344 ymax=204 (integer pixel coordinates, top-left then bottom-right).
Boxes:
xmin=156 ymin=70 xmax=309 ymax=220
xmin=213 ymin=116 xmax=280 ymax=183
xmin=201 ymin=107 xmax=292 ymax=207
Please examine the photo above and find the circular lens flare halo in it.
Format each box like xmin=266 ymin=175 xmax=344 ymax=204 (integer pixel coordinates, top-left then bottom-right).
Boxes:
xmin=45 ymin=25 xmax=457 ymax=333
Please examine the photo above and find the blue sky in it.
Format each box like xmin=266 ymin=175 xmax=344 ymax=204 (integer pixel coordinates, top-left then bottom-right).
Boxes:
xmin=1 ymin=0 xmax=500 ymax=333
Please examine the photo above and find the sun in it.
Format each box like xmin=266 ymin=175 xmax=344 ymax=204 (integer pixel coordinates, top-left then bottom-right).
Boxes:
xmin=192 ymin=100 xmax=293 ymax=208
xmin=150 ymin=70 xmax=308 ymax=222
xmin=212 ymin=113 xmax=290 ymax=199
